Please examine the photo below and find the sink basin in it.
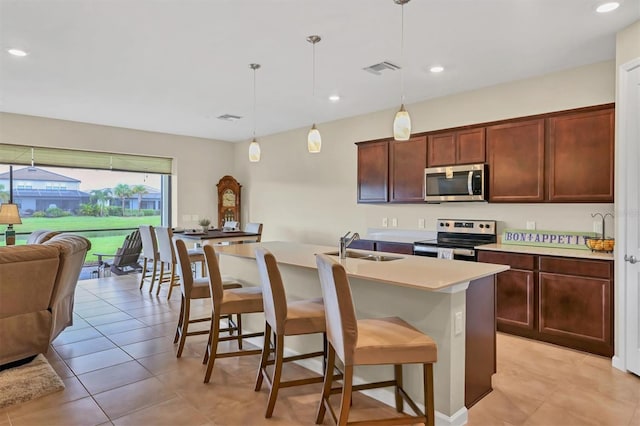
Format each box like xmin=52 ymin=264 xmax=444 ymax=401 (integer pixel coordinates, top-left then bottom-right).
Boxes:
xmin=323 ymin=251 xmax=403 ymax=262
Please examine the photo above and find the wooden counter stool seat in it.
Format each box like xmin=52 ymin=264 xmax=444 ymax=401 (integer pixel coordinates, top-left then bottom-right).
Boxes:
xmin=254 ymin=248 xmax=329 ymax=418
xmin=202 ymin=244 xmax=264 ymax=384
xmin=315 ymin=254 xmax=438 ymax=426
xmin=173 ymin=239 xmax=243 ymax=358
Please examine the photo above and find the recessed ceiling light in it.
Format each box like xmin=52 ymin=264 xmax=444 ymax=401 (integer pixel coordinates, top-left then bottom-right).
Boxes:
xmin=596 ymin=2 xmax=620 ymax=12
xmin=329 ymin=94 xmax=340 ymax=102
xmin=7 ymin=48 xmax=28 ymax=57
xmin=430 ymin=66 xmax=444 ymax=73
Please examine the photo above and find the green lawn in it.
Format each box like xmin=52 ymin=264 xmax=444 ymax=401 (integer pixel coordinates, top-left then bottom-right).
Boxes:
xmin=6 ymin=215 xmax=161 ymax=264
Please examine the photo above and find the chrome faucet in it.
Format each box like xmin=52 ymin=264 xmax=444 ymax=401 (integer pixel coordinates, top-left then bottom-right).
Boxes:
xmin=339 ymin=231 xmax=360 ymax=259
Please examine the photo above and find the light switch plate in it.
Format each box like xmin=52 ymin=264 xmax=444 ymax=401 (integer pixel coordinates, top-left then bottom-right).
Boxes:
xmin=526 ymin=221 xmax=536 ymax=230
xmin=418 ymin=218 xmax=425 ymax=229
xmin=382 ymin=217 xmax=388 ymax=228
xmin=454 ymin=311 xmax=463 ymax=335
xmin=593 ymin=220 xmax=603 ymax=234
xmin=391 ymin=218 xmax=398 ymax=227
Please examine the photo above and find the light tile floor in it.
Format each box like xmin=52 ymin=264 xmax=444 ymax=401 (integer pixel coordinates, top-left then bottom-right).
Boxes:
xmin=1 ymin=274 xmax=638 ymax=425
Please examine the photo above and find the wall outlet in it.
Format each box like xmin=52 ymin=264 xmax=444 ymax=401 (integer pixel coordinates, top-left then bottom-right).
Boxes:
xmin=382 ymin=217 xmax=388 ymax=228
xmin=182 ymin=214 xmax=191 ymax=222
xmin=192 ymin=214 xmax=199 ymax=222
xmin=593 ymin=220 xmax=603 ymax=235
xmin=454 ymin=311 xmax=463 ymax=335
xmin=418 ymin=218 xmax=425 ymax=229
xmin=526 ymin=221 xmax=536 ymax=230
xmin=391 ymin=218 xmax=398 ymax=228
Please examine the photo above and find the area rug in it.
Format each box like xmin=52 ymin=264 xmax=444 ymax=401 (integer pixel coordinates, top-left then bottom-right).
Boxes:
xmin=0 ymin=354 xmax=65 ymax=408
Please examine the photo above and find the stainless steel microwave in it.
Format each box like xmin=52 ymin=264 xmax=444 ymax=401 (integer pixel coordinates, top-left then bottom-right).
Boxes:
xmin=424 ymin=164 xmax=488 ymax=202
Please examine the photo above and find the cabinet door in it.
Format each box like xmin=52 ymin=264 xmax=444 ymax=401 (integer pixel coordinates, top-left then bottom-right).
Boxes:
xmin=456 ymin=127 xmax=486 ymax=165
xmin=487 ymin=119 xmax=545 ymax=202
xmin=357 ymin=140 xmax=389 ymax=203
xmin=389 ymin=136 xmax=427 ymax=203
xmin=496 ymin=269 xmax=536 ymax=330
xmin=547 ymin=108 xmax=614 ymax=202
xmin=427 ymin=133 xmax=456 ymax=167
xmin=376 ymin=241 xmax=414 ymax=255
xmin=539 ymin=272 xmax=612 ymax=356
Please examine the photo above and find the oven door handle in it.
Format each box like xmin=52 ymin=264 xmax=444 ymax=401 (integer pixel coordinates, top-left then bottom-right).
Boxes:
xmin=413 ymin=245 xmax=476 ymax=257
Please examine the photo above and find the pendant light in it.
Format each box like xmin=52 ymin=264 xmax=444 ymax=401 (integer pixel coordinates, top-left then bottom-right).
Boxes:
xmin=248 ymin=63 xmax=261 ymax=162
xmin=393 ymin=0 xmax=411 ymax=141
xmin=307 ymin=35 xmax=322 ymax=153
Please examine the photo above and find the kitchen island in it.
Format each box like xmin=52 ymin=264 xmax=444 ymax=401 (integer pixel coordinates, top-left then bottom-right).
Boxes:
xmin=214 ymin=241 xmax=508 ymax=426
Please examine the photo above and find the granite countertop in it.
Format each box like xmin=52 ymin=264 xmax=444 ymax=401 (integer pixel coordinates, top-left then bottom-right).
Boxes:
xmin=476 ymin=243 xmax=614 ymax=261
xmin=214 ymin=241 xmax=509 ymax=292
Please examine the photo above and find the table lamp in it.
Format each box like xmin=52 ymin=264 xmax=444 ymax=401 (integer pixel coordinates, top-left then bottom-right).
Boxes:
xmin=0 ymin=203 xmax=22 ymax=245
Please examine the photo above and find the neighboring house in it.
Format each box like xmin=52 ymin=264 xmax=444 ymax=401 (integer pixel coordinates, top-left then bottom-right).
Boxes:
xmin=0 ymin=167 xmax=90 ymax=215
xmin=104 ymin=185 xmax=162 ymax=211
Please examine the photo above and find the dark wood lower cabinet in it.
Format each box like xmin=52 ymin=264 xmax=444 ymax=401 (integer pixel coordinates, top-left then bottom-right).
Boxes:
xmin=478 ymin=250 xmax=613 ymax=357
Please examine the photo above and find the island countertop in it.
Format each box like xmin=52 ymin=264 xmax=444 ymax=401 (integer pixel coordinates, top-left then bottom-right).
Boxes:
xmin=214 ymin=241 xmax=509 ymax=292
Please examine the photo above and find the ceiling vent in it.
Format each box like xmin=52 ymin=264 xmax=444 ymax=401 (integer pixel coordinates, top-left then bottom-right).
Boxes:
xmin=362 ymin=61 xmax=401 ymax=75
xmin=217 ymin=114 xmax=242 ymax=121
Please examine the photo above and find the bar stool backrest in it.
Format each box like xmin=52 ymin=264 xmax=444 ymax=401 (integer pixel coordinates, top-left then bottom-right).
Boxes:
xmin=315 ymin=254 xmax=358 ymax=365
xmin=202 ymin=245 xmax=225 ymax=309
xmin=155 ymin=227 xmax=176 ymax=264
xmin=255 ymin=247 xmax=287 ymax=333
xmin=139 ymin=225 xmax=158 ymax=260
xmin=173 ymin=238 xmax=194 ymax=298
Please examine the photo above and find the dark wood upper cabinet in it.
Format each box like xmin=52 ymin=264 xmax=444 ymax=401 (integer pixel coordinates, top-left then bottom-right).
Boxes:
xmin=547 ymin=108 xmax=614 ymax=202
xmin=487 ymin=119 xmax=545 ymax=202
xmin=356 ymin=140 xmax=389 ymax=203
xmin=389 ymin=136 xmax=427 ymax=203
xmin=427 ymin=127 xmax=485 ymax=167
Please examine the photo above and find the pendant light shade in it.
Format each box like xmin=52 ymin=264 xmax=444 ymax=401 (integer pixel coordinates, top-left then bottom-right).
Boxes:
xmin=307 ymin=124 xmax=321 ymax=153
xmin=248 ymin=63 xmax=261 ymax=162
xmin=393 ymin=104 xmax=411 ymax=141
xmin=307 ymin=35 xmax=322 ymax=153
xmin=393 ymin=0 xmax=411 ymax=141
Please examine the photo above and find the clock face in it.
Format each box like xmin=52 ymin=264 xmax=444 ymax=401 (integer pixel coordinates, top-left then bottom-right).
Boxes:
xmin=222 ymin=189 xmax=236 ymax=207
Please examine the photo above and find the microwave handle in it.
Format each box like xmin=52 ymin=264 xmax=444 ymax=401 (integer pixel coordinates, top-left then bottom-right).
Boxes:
xmin=467 ymin=171 xmax=473 ymax=195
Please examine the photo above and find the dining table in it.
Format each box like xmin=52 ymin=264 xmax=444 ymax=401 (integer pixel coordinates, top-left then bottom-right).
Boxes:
xmin=174 ymin=229 xmax=261 ymax=247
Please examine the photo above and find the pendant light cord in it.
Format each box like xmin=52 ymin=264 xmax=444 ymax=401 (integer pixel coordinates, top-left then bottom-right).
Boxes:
xmin=252 ymin=66 xmax=257 ymax=139
xmin=400 ymin=2 xmax=405 ymax=105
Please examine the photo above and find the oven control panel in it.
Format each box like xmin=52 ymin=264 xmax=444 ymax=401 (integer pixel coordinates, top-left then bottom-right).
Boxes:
xmin=436 ymin=219 xmax=496 ymax=235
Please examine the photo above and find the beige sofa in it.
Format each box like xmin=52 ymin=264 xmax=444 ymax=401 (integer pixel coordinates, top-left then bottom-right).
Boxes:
xmin=0 ymin=234 xmax=91 ymax=365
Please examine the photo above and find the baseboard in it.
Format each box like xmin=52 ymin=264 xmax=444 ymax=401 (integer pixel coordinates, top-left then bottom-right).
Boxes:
xmin=612 ymin=355 xmax=626 ymax=372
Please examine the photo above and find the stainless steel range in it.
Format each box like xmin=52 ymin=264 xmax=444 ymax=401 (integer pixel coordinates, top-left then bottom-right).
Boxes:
xmin=413 ymin=219 xmax=497 ymax=261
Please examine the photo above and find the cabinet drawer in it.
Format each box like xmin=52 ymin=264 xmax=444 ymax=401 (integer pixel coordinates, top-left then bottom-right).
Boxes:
xmin=478 ymin=251 xmax=536 ymax=270
xmin=539 ymin=256 xmax=611 ymax=279
xmin=376 ymin=242 xmax=414 ymax=255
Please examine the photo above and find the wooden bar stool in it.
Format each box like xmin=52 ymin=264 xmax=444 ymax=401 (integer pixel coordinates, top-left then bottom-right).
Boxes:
xmin=315 ymin=254 xmax=438 ymax=426
xmin=202 ymin=244 xmax=264 ymax=384
xmin=156 ymin=227 xmax=205 ymax=299
xmin=173 ymin=239 xmax=242 ymax=358
xmin=254 ymin=247 xmax=327 ymax=418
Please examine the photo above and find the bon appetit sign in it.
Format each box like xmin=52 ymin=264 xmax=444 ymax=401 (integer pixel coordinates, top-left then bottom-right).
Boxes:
xmin=502 ymin=229 xmax=597 ymax=250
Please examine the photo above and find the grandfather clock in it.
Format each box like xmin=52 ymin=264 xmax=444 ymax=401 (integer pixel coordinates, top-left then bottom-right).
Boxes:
xmin=216 ymin=175 xmax=241 ymax=229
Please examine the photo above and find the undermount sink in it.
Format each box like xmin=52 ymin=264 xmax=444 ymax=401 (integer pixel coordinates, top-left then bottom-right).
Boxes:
xmin=323 ymin=251 xmax=403 ymax=262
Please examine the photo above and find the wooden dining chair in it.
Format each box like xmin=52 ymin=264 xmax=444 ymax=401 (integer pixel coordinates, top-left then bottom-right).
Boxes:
xmin=139 ymin=225 xmax=161 ymax=292
xmin=315 ymin=254 xmax=438 ymax=426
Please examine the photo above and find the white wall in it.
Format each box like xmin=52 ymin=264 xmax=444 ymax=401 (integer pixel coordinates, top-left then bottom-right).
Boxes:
xmin=233 ymin=61 xmax=616 ymax=245
xmin=0 ymin=113 xmax=235 ymax=228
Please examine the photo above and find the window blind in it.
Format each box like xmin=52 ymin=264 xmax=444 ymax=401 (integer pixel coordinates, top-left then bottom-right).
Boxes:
xmin=0 ymin=144 xmax=172 ymax=174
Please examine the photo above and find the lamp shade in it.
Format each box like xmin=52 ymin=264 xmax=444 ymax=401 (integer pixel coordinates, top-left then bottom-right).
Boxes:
xmin=307 ymin=124 xmax=322 ymax=153
xmin=393 ymin=104 xmax=411 ymax=141
xmin=249 ymin=138 xmax=261 ymax=162
xmin=0 ymin=203 xmax=21 ymax=225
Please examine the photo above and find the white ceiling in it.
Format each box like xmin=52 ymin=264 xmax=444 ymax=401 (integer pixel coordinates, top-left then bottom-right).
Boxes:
xmin=1 ymin=0 xmax=638 ymax=142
